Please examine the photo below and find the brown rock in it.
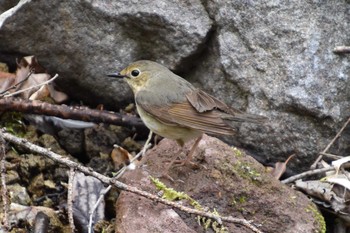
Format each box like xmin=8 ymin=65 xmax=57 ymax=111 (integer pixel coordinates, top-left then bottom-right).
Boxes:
xmin=116 ymin=192 xmax=197 ymax=233
xmin=115 ymin=135 xmax=324 ymax=233
xmin=116 ymin=169 xmax=196 ymax=233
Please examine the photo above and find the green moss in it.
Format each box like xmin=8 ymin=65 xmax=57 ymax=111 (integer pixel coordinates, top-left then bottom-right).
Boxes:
xmin=289 ymin=195 xmax=298 ymax=206
xmin=232 ymin=161 xmax=262 ymax=185
xmin=1 ymin=112 xmax=26 ymax=136
xmin=231 ymin=195 xmax=247 ymax=206
xmin=150 ymin=176 xmax=190 ymax=202
xmin=306 ymin=205 xmax=326 ymax=233
xmin=150 ymin=177 xmax=228 ymax=233
xmin=198 ymin=209 xmax=228 ymax=233
xmin=231 ymin=195 xmax=249 ymax=214
xmin=231 ymin=147 xmax=243 ymax=158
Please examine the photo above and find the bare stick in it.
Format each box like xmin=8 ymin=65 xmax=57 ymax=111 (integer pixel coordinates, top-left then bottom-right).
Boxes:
xmin=319 ymin=152 xmax=343 ymax=160
xmin=141 ymin=131 xmax=153 ymax=156
xmin=0 ymin=0 xmax=31 ymax=28
xmin=3 ymin=74 xmax=59 ymax=98
xmin=0 ymin=129 xmax=263 ymax=233
xmin=310 ymin=116 xmax=350 ymax=169
xmin=333 ymin=46 xmax=350 ymax=54
xmin=281 ymin=166 xmax=335 ymax=184
xmin=88 ymin=141 xmax=152 ymax=233
xmin=88 ymin=185 xmax=111 ymax=233
xmin=67 ymin=167 xmax=76 ymax=233
xmin=0 ymin=135 xmax=9 ymax=231
xmin=282 ymin=163 xmax=350 ymax=184
xmin=0 ymin=98 xmax=145 ymax=130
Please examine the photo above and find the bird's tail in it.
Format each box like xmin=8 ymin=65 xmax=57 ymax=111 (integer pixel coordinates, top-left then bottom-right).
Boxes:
xmin=222 ymin=112 xmax=268 ymax=124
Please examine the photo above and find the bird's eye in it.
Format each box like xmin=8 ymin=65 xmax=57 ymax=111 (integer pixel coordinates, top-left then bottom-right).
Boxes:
xmin=131 ymin=69 xmax=140 ymax=77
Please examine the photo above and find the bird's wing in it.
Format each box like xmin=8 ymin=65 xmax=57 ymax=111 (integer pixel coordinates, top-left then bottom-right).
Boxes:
xmin=135 ymin=90 xmax=235 ymax=135
xmin=186 ymin=89 xmax=268 ymax=124
xmin=186 ymin=89 xmax=241 ymax=114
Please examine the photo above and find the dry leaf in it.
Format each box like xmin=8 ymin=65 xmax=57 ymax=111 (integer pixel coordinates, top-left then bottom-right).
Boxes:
xmin=270 ymin=154 xmax=295 ymax=179
xmin=15 ymin=57 xmax=51 ymax=99
xmin=111 ymin=145 xmax=135 ymax=170
xmin=1 ymin=55 xmax=68 ymax=102
xmin=72 ymin=172 xmax=105 ymax=233
xmin=46 ymin=84 xmax=68 ymax=103
xmin=0 ymin=71 xmax=15 ymax=93
xmin=0 ymin=62 xmax=9 ymax=72
xmin=29 ymin=84 xmax=50 ymax=100
xmin=332 ymin=156 xmax=350 ymax=175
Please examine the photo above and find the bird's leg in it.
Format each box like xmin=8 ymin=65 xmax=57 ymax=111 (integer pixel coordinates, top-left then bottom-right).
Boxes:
xmin=158 ymin=135 xmax=203 ymax=181
xmin=173 ymin=135 xmax=203 ymax=167
xmin=158 ymin=146 xmax=183 ymax=181
xmin=162 ymin=135 xmax=203 ymax=166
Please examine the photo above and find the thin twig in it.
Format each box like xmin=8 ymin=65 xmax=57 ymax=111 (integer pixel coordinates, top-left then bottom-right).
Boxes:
xmin=281 ymin=167 xmax=335 ymax=184
xmin=282 ymin=163 xmax=350 ymax=184
xmin=0 ymin=129 xmax=263 ymax=233
xmin=141 ymin=131 xmax=153 ymax=156
xmin=0 ymin=69 xmax=34 ymax=97
xmin=67 ymin=167 xmax=76 ymax=233
xmin=333 ymin=46 xmax=350 ymax=54
xmin=319 ymin=152 xmax=343 ymax=160
xmin=88 ymin=140 xmax=152 ymax=233
xmin=0 ymin=0 xmax=31 ymax=29
xmin=88 ymin=185 xmax=111 ymax=233
xmin=0 ymin=135 xmax=9 ymax=231
xmin=311 ymin=116 xmax=350 ymax=169
xmin=3 ymin=74 xmax=59 ymax=98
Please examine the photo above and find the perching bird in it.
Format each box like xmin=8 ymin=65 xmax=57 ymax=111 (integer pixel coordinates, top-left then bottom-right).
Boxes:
xmin=108 ymin=60 xmax=266 ymax=171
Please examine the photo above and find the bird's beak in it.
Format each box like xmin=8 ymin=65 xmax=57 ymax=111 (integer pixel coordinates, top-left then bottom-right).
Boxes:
xmin=107 ymin=72 xmax=127 ymax=78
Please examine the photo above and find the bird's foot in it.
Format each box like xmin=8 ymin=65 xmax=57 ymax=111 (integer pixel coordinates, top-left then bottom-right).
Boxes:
xmin=156 ymin=157 xmax=197 ymax=182
xmin=155 ymin=170 xmax=185 ymax=183
xmin=163 ymin=158 xmax=199 ymax=169
xmin=172 ymin=159 xmax=199 ymax=169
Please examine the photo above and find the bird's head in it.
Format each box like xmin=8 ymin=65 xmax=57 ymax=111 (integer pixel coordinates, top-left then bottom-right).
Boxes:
xmin=108 ymin=60 xmax=169 ymax=93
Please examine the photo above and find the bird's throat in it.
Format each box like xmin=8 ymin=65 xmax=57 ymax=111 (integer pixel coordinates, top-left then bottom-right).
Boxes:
xmin=126 ymin=76 xmax=149 ymax=93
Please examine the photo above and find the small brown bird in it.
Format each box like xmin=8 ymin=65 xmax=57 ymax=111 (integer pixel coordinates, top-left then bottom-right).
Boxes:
xmin=108 ymin=60 xmax=266 ymax=170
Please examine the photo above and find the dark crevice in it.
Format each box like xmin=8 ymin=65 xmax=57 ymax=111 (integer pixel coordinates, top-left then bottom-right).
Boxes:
xmin=174 ymin=23 xmax=217 ymax=76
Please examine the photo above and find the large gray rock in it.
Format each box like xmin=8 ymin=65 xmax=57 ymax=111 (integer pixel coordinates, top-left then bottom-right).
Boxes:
xmin=189 ymin=1 xmax=350 ymax=171
xmin=0 ymin=0 xmax=212 ymax=108
xmin=0 ymin=0 xmax=349 ymax=171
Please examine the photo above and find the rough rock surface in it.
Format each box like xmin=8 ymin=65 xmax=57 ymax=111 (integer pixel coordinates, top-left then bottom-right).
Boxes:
xmin=116 ymin=135 xmax=323 ymax=233
xmin=116 ymin=190 xmax=197 ymax=233
xmin=0 ymin=0 xmax=349 ymax=171
xmin=190 ymin=1 xmax=350 ymax=172
xmin=0 ymin=0 xmax=212 ymax=108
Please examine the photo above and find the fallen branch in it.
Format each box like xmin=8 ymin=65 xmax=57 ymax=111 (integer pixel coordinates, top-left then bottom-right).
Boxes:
xmin=282 ymin=163 xmax=350 ymax=184
xmin=333 ymin=46 xmax=350 ymax=54
xmin=310 ymin=116 xmax=350 ymax=169
xmin=281 ymin=167 xmax=335 ymax=184
xmin=0 ymin=136 xmax=9 ymax=231
xmin=67 ymin=168 xmax=76 ymax=232
xmin=88 ymin=140 xmax=152 ymax=233
xmin=0 ymin=129 xmax=263 ymax=233
xmin=0 ymin=0 xmax=31 ymax=28
xmin=319 ymin=152 xmax=343 ymax=160
xmin=0 ymin=97 xmax=146 ymax=130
